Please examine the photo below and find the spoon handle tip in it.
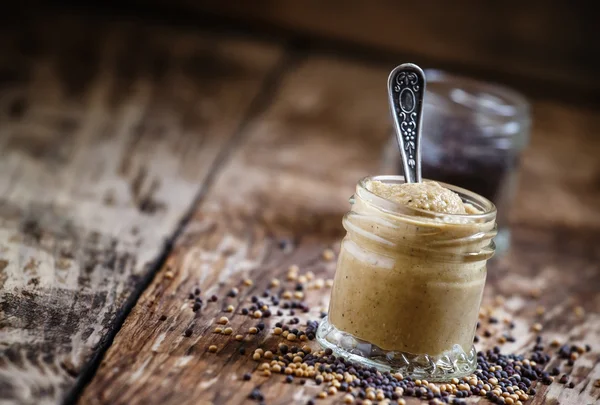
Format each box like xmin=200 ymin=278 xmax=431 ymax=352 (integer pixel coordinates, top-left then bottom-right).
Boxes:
xmin=388 ymin=63 xmax=426 ymax=183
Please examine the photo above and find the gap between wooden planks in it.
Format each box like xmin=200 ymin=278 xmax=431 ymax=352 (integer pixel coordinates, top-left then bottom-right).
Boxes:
xmin=78 ymin=51 xmax=600 ymax=404
xmin=0 ymin=14 xmax=283 ymax=405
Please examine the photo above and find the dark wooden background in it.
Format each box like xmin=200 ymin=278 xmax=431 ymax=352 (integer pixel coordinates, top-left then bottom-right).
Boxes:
xmin=0 ymin=2 xmax=598 ymax=405
xmin=132 ymin=0 xmax=600 ymax=102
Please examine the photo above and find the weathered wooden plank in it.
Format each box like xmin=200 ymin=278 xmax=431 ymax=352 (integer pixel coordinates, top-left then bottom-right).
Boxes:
xmin=79 ymin=55 xmax=393 ymax=405
xmin=80 ymin=52 xmax=600 ymax=404
xmin=0 ymin=14 xmax=282 ymax=405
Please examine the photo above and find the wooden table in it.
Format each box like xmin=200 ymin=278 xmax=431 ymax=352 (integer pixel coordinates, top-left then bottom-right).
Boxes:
xmin=1 ymin=11 xmax=599 ymax=405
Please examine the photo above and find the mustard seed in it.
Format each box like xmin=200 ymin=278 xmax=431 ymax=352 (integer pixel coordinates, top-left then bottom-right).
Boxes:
xmin=235 ymin=334 xmax=244 ymax=341
xmin=225 ymin=305 xmax=234 ymax=312
xmin=322 ymin=248 xmax=335 ymax=261
xmin=223 ymin=327 xmax=233 ymax=335
xmin=217 ymin=316 xmax=229 ymax=325
xmin=248 ymin=327 xmax=258 ymax=334
xmin=208 ymin=345 xmax=218 ymax=353
xmin=529 ymin=288 xmax=541 ymax=298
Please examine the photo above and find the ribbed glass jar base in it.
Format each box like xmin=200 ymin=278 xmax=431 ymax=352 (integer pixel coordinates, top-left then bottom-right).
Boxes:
xmin=317 ymin=316 xmax=477 ymax=382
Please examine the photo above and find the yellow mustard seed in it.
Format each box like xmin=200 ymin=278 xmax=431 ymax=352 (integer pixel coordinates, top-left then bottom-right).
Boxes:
xmin=322 ymin=248 xmax=335 ymax=261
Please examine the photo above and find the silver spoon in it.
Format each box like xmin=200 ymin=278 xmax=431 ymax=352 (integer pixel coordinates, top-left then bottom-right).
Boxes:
xmin=387 ymin=63 xmax=426 ymax=183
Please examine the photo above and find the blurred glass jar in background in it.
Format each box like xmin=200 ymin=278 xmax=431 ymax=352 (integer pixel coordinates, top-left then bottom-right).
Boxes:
xmin=382 ymin=70 xmax=530 ymax=254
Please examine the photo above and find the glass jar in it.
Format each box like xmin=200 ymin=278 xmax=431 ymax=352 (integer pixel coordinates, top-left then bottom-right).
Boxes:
xmin=317 ymin=175 xmax=497 ymax=381
xmin=381 ymin=70 xmax=529 ymax=255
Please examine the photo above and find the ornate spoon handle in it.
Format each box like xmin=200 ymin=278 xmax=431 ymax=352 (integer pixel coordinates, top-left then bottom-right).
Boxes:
xmin=387 ymin=63 xmax=426 ymax=183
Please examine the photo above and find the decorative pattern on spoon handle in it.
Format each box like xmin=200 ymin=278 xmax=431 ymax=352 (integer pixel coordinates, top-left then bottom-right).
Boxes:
xmin=387 ymin=63 xmax=426 ymax=183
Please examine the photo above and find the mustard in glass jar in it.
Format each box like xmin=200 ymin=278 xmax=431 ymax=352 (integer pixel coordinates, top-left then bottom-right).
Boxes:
xmin=317 ymin=175 xmax=497 ymax=381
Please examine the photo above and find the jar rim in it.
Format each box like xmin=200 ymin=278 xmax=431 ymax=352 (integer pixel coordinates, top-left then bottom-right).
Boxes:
xmin=357 ymin=175 xmax=497 ymax=223
xmin=424 ymin=69 xmax=530 ymax=119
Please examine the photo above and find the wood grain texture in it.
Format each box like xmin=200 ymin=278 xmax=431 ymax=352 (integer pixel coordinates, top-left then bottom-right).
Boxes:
xmin=80 ymin=51 xmax=600 ymax=405
xmin=79 ymin=55 xmax=393 ymax=405
xmin=140 ymin=0 xmax=600 ymax=98
xmin=0 ymin=15 xmax=281 ymax=405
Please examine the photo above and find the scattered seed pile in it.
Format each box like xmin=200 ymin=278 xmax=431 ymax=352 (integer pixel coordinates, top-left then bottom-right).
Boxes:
xmin=167 ymin=247 xmax=595 ymax=405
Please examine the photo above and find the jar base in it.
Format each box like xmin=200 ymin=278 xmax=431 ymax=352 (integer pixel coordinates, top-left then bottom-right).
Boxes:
xmin=317 ymin=316 xmax=477 ymax=382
